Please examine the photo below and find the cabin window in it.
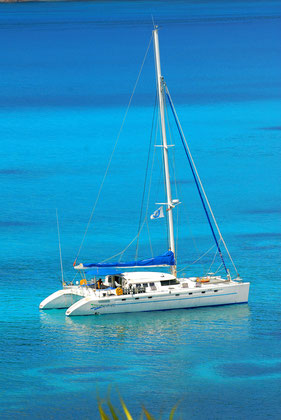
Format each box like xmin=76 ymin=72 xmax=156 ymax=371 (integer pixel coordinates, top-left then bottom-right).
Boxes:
xmin=160 ymin=279 xmax=179 ymax=286
xmin=201 ymin=291 xmax=206 ymax=294
xmin=121 ymin=298 xmax=126 ymax=301
xmin=188 ymin=293 xmax=193 ymax=295
xmin=109 ymin=275 xmax=122 ymax=287
xmin=149 ymin=282 xmax=155 ymax=287
xmin=175 ymin=294 xmax=180 ymax=296
xmin=115 ymin=276 xmax=122 ymax=286
xmin=148 ymin=296 xmax=152 ymax=299
xmin=214 ymin=290 xmax=218 ymax=292
xmin=143 ymin=283 xmax=148 ymax=288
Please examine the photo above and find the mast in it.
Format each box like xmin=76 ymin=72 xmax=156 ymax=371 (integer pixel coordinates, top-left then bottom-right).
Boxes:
xmin=153 ymin=27 xmax=176 ymax=276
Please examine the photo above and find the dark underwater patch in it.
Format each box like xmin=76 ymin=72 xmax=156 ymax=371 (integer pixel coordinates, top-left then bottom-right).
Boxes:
xmin=0 ymin=169 xmax=44 ymax=178
xmin=0 ymin=221 xmax=35 ymax=227
xmin=241 ymin=207 xmax=281 ymax=215
xmin=72 ymin=377 xmax=109 ymax=383
xmin=134 ymin=347 xmax=172 ymax=356
xmin=238 ymin=232 xmax=281 ymax=240
xmin=47 ymin=366 xmax=125 ymax=375
xmin=0 ymin=14 xmax=278 ymax=31
xmin=217 ymin=362 xmax=281 ymax=378
xmin=260 ymin=126 xmax=281 ymax=131
xmin=173 ymin=179 xmax=193 ymax=185
xmin=238 ymin=232 xmax=281 ymax=251
xmin=243 ymin=244 xmax=281 ymax=251
xmin=0 ymin=169 xmax=26 ymax=175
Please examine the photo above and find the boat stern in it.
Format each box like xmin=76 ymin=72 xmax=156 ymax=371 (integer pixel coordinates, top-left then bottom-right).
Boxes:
xmin=39 ymin=289 xmax=83 ymax=309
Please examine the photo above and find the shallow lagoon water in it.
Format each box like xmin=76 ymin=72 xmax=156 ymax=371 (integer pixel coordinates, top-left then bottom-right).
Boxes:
xmin=0 ymin=1 xmax=280 ymax=419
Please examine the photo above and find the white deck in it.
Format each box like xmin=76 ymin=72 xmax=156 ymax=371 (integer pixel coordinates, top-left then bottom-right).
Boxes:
xmin=62 ymin=276 xmax=249 ymax=316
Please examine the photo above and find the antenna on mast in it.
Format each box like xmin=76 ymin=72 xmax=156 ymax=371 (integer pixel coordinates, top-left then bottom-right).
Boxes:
xmin=56 ymin=209 xmax=65 ymax=286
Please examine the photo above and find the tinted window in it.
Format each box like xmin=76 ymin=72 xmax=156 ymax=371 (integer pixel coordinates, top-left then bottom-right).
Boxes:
xmin=160 ymin=279 xmax=179 ymax=286
xmin=143 ymin=283 xmax=148 ymax=287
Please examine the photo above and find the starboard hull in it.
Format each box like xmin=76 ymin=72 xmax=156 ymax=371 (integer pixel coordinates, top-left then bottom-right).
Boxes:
xmin=66 ymin=282 xmax=250 ymax=316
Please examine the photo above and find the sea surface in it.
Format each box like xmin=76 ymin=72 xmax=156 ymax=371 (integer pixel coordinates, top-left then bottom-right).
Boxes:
xmin=0 ymin=1 xmax=280 ymax=419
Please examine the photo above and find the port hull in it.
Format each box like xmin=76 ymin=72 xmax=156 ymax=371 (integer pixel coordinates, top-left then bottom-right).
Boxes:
xmin=39 ymin=289 xmax=84 ymax=309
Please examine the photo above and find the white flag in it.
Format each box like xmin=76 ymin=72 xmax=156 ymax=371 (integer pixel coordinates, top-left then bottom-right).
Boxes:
xmin=150 ymin=206 xmax=164 ymax=220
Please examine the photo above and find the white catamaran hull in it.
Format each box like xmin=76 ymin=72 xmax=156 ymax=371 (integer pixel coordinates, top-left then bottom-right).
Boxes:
xmin=65 ymin=282 xmax=249 ymax=316
xmin=39 ymin=288 xmax=84 ymax=309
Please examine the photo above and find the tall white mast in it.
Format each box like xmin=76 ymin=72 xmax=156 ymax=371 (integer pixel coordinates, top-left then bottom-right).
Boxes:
xmin=153 ymin=27 xmax=176 ymax=275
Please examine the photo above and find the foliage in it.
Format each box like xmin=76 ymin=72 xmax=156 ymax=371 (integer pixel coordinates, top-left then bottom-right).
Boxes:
xmin=97 ymin=390 xmax=179 ymax=420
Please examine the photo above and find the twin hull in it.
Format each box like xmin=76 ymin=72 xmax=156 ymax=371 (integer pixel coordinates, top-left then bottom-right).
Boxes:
xmin=39 ymin=288 xmax=84 ymax=309
xmin=65 ymin=282 xmax=250 ymax=316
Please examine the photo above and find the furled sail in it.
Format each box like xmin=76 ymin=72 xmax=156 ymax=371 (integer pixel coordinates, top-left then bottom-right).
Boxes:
xmin=74 ymin=251 xmax=175 ymax=270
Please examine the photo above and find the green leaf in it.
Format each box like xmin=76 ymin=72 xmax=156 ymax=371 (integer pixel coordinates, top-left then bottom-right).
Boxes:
xmin=98 ymin=402 xmax=111 ymax=420
xmin=142 ymin=406 xmax=156 ymax=420
xmin=107 ymin=398 xmax=120 ymax=420
xmin=169 ymin=402 xmax=179 ymax=420
xmin=120 ymin=396 xmax=134 ymax=420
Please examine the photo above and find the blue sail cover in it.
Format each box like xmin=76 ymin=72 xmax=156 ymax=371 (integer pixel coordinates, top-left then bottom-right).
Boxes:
xmin=81 ymin=251 xmax=175 ymax=269
xmin=85 ymin=268 xmax=122 ymax=276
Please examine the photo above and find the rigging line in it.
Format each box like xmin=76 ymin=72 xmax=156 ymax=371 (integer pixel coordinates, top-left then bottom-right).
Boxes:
xmin=165 ymin=87 xmax=229 ymax=275
xmin=101 ymin=218 xmax=147 ymax=263
xmin=118 ymin=217 xmax=147 ymax=261
xmin=161 ymin=144 xmax=170 ymax=250
xmin=153 ymin=100 xmax=164 ymax=202
xmin=135 ymin=91 xmax=158 ymax=260
xmin=171 ymin=161 xmax=180 ymax=262
xmin=71 ymin=271 xmax=79 ymax=284
xmin=169 ymin=104 xmax=205 ymax=261
xmin=169 ymin=136 xmax=202 ymax=259
xmin=144 ymin=111 xmax=159 ymax=219
xmin=155 ymin=140 xmax=164 ymax=200
xmin=176 ymin=199 xmax=179 ymax=262
xmin=56 ymin=209 xmax=65 ymax=285
xmin=180 ymin=196 xmax=203 ymax=258
xmin=177 ymin=243 xmax=216 ymax=272
xmin=138 ymin=109 xmax=161 ymax=259
xmin=205 ymin=240 xmax=220 ymax=275
xmin=74 ymin=34 xmax=153 ymax=265
xmin=146 ymin=218 xmax=154 ymax=257
xmin=165 ymin=86 xmax=238 ymax=275
xmin=141 ymin=111 xmax=159 ymax=258
xmin=141 ymin=110 xmax=160 ymax=259
xmin=164 ymin=93 xmax=180 ymax=260
xmin=160 ymin=96 xmax=170 ymax=250
xmin=108 ymin=107 xmax=157 ymax=264
xmin=214 ymin=263 xmax=223 ymax=275
xmin=165 ymin=99 xmax=180 ymax=258
xmin=166 ymin=98 xmax=202 ymax=259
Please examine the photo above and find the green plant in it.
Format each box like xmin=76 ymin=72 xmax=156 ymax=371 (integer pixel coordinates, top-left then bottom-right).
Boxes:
xmin=97 ymin=391 xmax=179 ymax=420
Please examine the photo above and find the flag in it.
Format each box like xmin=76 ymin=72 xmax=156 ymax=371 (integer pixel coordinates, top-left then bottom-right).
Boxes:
xmin=150 ymin=206 xmax=164 ymax=220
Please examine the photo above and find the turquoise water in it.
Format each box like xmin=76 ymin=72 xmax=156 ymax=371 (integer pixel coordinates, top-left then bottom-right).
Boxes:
xmin=0 ymin=1 xmax=280 ymax=418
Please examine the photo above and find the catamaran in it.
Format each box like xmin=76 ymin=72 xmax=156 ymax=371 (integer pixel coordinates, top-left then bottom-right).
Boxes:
xmin=40 ymin=27 xmax=249 ymax=316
